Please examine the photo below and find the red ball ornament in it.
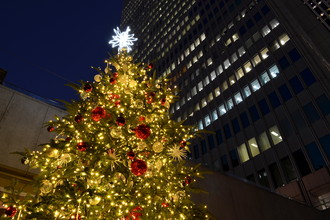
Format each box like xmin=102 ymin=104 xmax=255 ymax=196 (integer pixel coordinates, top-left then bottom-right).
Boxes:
xmin=113 ymin=72 xmax=119 ymax=78
xmin=161 ymin=97 xmax=166 ymax=106
xmin=77 ymin=142 xmax=88 ymax=152
xmin=147 ymin=63 xmax=153 ymax=69
xmin=74 ymin=115 xmax=83 ymax=123
xmin=84 ymin=83 xmax=92 ymax=92
xmin=91 ymin=106 xmax=107 ymax=121
xmin=5 ymin=206 xmax=17 ymax=217
xmin=110 ymin=78 xmax=116 ymax=85
xmin=47 ymin=126 xmax=55 ymax=132
xmin=127 ymin=151 xmax=135 ymax=160
xmin=139 ymin=116 xmax=145 ymax=121
xmin=65 ymin=137 xmax=72 ymax=142
xmin=115 ymin=100 xmax=121 ymax=107
xmin=146 ymin=92 xmax=156 ymax=104
xmin=131 ymin=159 xmax=147 ymax=176
xmin=161 ymin=203 xmax=170 ymax=207
xmin=116 ymin=117 xmax=126 ymax=126
xmin=180 ymin=140 xmax=187 ymax=148
xmin=183 ymin=176 xmax=192 ymax=186
xmin=128 ymin=206 xmax=143 ymax=220
xmin=134 ymin=124 xmax=151 ymax=140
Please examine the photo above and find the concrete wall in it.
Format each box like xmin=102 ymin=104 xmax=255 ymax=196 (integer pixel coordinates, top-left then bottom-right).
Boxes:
xmin=0 ymin=85 xmax=66 ymax=175
xmin=193 ymin=169 xmax=330 ymax=220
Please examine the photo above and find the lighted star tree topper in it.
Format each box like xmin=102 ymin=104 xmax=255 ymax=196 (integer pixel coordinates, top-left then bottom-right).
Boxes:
xmin=108 ymin=27 xmax=137 ymax=52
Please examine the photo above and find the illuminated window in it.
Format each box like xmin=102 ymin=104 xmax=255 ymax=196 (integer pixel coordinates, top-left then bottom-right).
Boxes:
xmin=260 ymin=71 xmax=270 ymax=85
xmin=185 ymin=48 xmax=190 ymax=57
xmin=252 ymin=32 xmax=261 ymax=42
xmin=221 ymin=81 xmax=228 ymax=92
xmin=269 ymin=126 xmax=283 ymax=145
xmin=217 ymin=64 xmax=224 ymax=75
xmin=270 ymin=40 xmax=280 ymax=51
xmin=195 ymin=38 xmax=200 ymax=46
xmin=261 ymin=25 xmax=271 ymax=37
xmin=210 ymin=71 xmax=216 ymax=81
xmin=204 ymin=76 xmax=210 ymax=86
xmin=198 ymin=50 xmax=203 ymax=58
xmin=214 ymin=87 xmax=221 ymax=97
xmin=238 ymin=46 xmax=246 ymax=57
xmin=211 ymin=109 xmax=218 ymax=121
xmin=234 ymin=92 xmax=243 ymax=104
xmin=201 ymin=98 xmax=207 ymax=108
xmin=251 ymin=79 xmax=261 ymax=92
xmin=252 ymin=54 xmax=261 ymax=66
xmin=195 ymin=103 xmax=200 ymax=111
xmin=231 ymin=52 xmax=238 ymax=63
xmin=245 ymin=38 xmax=253 ymax=48
xmin=186 ymin=92 xmax=191 ymax=101
xmin=248 ymin=137 xmax=260 ymax=157
xmin=225 ymin=38 xmax=232 ymax=47
xmin=269 ymin=65 xmax=280 ymax=78
xmin=224 ymin=59 xmax=231 ymax=69
xmin=260 ymin=47 xmax=269 ymax=59
xmin=207 ymin=58 xmax=213 ymax=66
xmin=219 ymin=104 xmax=227 ymax=115
xmin=244 ymin=61 xmax=252 ymax=73
xmin=232 ymin=33 xmax=239 ymax=42
xmin=200 ymin=33 xmax=206 ymax=41
xmin=238 ymin=143 xmax=249 ymax=163
xmin=180 ymin=97 xmax=185 ymax=106
xmin=191 ymin=86 xmax=197 ymax=96
xmin=193 ymin=56 xmax=198 ymax=63
xmin=229 ymin=75 xmax=236 ymax=85
xmin=204 ymin=115 xmax=211 ymax=127
xmin=197 ymin=81 xmax=203 ymax=91
xmin=198 ymin=120 xmax=204 ymax=130
xmin=243 ymin=85 xmax=251 ymax=98
xmin=235 ymin=67 xmax=244 ymax=80
xmin=207 ymin=92 xmax=214 ymax=102
xmin=227 ymin=98 xmax=234 ymax=110
xmin=269 ymin=19 xmax=279 ymax=29
xmin=258 ymin=132 xmax=271 ymax=151
xmin=278 ymin=34 xmax=290 ymax=45
xmin=190 ymin=43 xmax=195 ymax=51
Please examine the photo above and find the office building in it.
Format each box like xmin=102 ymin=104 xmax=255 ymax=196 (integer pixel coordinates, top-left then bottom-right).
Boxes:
xmin=121 ymin=0 xmax=330 ymax=209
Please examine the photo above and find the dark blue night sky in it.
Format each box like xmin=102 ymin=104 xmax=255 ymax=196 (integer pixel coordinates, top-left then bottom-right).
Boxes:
xmin=1 ymin=0 xmax=123 ymax=102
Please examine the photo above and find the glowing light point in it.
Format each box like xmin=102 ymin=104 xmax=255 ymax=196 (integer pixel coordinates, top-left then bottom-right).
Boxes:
xmin=108 ymin=27 xmax=137 ymax=52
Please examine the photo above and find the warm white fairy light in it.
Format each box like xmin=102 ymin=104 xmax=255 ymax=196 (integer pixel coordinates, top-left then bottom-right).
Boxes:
xmin=108 ymin=27 xmax=137 ymax=52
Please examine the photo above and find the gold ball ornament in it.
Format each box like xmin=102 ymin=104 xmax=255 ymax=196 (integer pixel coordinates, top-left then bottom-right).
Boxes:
xmin=135 ymin=99 xmax=144 ymax=109
xmin=129 ymin=79 xmax=137 ymax=88
xmin=46 ymin=148 xmax=60 ymax=158
xmin=40 ymin=180 xmax=53 ymax=194
xmin=110 ymin=127 xmax=122 ymax=138
xmin=104 ymin=67 xmax=110 ymax=74
xmin=155 ymin=160 xmax=163 ymax=171
xmin=89 ymin=196 xmax=101 ymax=205
xmin=152 ymin=142 xmax=164 ymax=153
xmin=137 ymin=142 xmax=148 ymax=150
xmin=94 ymin=74 xmax=102 ymax=82
xmin=118 ymin=74 xmax=129 ymax=84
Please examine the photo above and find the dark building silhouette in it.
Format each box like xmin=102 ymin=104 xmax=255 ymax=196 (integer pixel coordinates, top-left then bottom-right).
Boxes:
xmin=121 ymin=0 xmax=330 ymax=209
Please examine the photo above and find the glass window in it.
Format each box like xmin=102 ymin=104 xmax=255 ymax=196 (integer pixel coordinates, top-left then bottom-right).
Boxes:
xmin=221 ymin=155 xmax=229 ymax=171
xmin=207 ymin=92 xmax=214 ymax=102
xmin=235 ymin=67 xmax=244 ymax=80
xmin=201 ymin=140 xmax=207 ymax=154
xmin=227 ymin=98 xmax=234 ymax=110
xmin=204 ymin=115 xmax=211 ymax=127
xmin=207 ymin=58 xmax=213 ymax=66
xmin=224 ymin=38 xmax=232 ymax=46
xmin=239 ymin=26 xmax=246 ymax=35
xmin=252 ymin=54 xmax=261 ymax=66
xmin=316 ymin=94 xmax=330 ymax=115
xmin=216 ymin=129 xmax=223 ymax=144
xmin=252 ymin=32 xmax=261 ymax=42
xmin=289 ymin=76 xmax=304 ymax=94
xmin=260 ymin=71 xmax=270 ymax=85
xmin=260 ymin=47 xmax=269 ymax=59
xmin=193 ymin=56 xmax=198 ymax=63
xmin=198 ymin=120 xmax=204 ymax=130
xmin=201 ymin=98 xmax=207 ymax=108
xmin=221 ymin=80 xmax=228 ymax=91
xmin=303 ymin=102 xmax=320 ymax=123
xmin=278 ymin=34 xmax=290 ymax=45
xmin=280 ymin=157 xmax=297 ymax=182
xmin=186 ymin=91 xmax=191 ymax=101
xmin=180 ymin=97 xmax=186 ymax=106
xmin=195 ymin=103 xmax=200 ymax=111
xmin=258 ymin=132 xmax=271 ymax=151
xmin=193 ymin=145 xmax=199 ymax=159
xmin=288 ymin=48 xmax=301 ymax=62
xmin=229 ymin=75 xmax=236 ymax=85
xmin=231 ymin=52 xmax=238 ymax=63
xmin=249 ymin=105 xmax=260 ymax=122
xmin=243 ymin=85 xmax=252 ymax=98
xmin=269 ymin=126 xmax=283 ymax=145
xmin=257 ymin=169 xmax=269 ymax=188
xmin=269 ymin=19 xmax=279 ymax=29
xmin=261 ymin=25 xmax=271 ymax=37
xmin=251 ymin=79 xmax=261 ymax=92
xmin=305 ymin=142 xmax=326 ymax=170
xmin=204 ymin=76 xmax=210 ymax=86
xmin=234 ymin=92 xmax=243 ymax=104
xmin=253 ymin=12 xmax=262 ymax=21
xmin=232 ymin=33 xmax=239 ymax=42
xmin=216 ymin=64 xmax=223 ymax=75
xmin=278 ymin=84 xmax=292 ymax=102
xmin=269 ymin=163 xmax=284 ymax=188
xmin=191 ymin=86 xmax=197 ymax=96
xmin=319 ymin=134 xmax=330 ymax=159
xmin=278 ymin=56 xmax=290 ymax=69
xmin=248 ymin=137 xmax=260 ymax=157
xmin=232 ymin=118 xmax=241 ymax=134
xmin=268 ymin=92 xmax=281 ymax=108
xmin=197 ymin=81 xmax=203 ymax=91
xmin=238 ymin=46 xmax=246 ymax=57
xmin=261 ymin=5 xmax=270 ymax=14
xmin=269 ymin=65 xmax=280 ymax=78
xmin=230 ymin=149 xmax=239 ymax=167
xmin=210 ymin=71 xmax=216 ymax=81
xmin=211 ymin=109 xmax=218 ymax=121
xmin=238 ymin=143 xmax=249 ymax=163
xmin=214 ymin=87 xmax=221 ymax=97
xmin=244 ymin=61 xmax=252 ymax=73
xmin=245 ymin=38 xmax=253 ymax=48
xmin=300 ymin=68 xmax=316 ymax=86
xmin=219 ymin=104 xmax=227 ymax=116
xmin=240 ymin=112 xmax=250 ymax=128
xmin=208 ymin=135 xmax=215 ymax=149
xmin=270 ymin=40 xmax=280 ymax=51
xmin=224 ymin=59 xmax=231 ymax=69
xmin=292 ymin=149 xmax=311 ymax=176
xmin=223 ymin=124 xmax=232 ymax=139
xmin=246 ymin=19 xmax=254 ymax=28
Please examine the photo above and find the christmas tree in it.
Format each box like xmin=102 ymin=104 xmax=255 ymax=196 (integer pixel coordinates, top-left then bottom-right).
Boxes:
xmin=0 ymin=31 xmax=212 ymax=219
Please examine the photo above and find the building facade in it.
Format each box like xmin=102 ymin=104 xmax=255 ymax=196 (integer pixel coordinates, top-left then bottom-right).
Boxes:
xmin=121 ymin=0 xmax=330 ymax=209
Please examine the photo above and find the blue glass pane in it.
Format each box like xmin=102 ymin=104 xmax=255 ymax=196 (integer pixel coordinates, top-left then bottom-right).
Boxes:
xmin=194 ymin=145 xmax=199 ymax=159
xmin=268 ymin=91 xmax=281 ymax=108
xmin=305 ymin=142 xmax=326 ymax=170
xmin=216 ymin=129 xmax=223 ymax=144
xmin=223 ymin=124 xmax=232 ymax=139
xmin=230 ymin=149 xmax=239 ymax=167
xmin=249 ymin=105 xmax=260 ymax=121
xmin=316 ymin=94 xmax=330 ymax=115
xmin=278 ymin=56 xmax=290 ymax=70
xmin=231 ymin=118 xmax=241 ymax=134
xmin=303 ymin=102 xmax=320 ymax=123
xmin=258 ymin=99 xmax=270 ymax=115
xmin=319 ymin=134 xmax=330 ymax=159
xmin=208 ymin=135 xmax=215 ymax=149
xmin=278 ymin=84 xmax=292 ymax=101
xmin=289 ymin=76 xmax=304 ymax=94
xmin=240 ymin=112 xmax=250 ymax=128
xmin=221 ymin=155 xmax=229 ymax=171
xmin=288 ymin=48 xmax=301 ymax=62
xmin=300 ymin=68 xmax=316 ymax=86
